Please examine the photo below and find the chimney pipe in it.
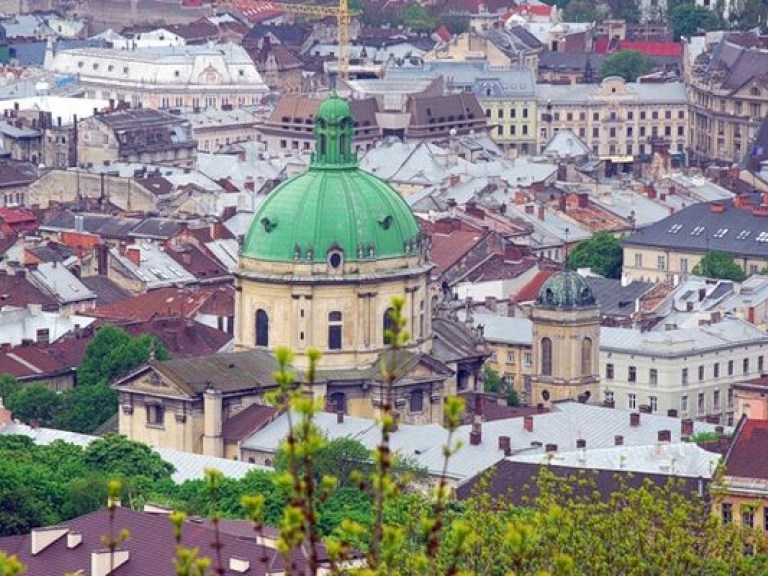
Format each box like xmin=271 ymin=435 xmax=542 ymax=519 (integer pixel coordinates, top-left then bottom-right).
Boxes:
xmin=470 ymin=421 xmax=482 ymax=445
xmin=681 ymin=419 xmax=694 ymax=437
xmin=630 ymin=412 xmax=640 ymax=427
xmin=498 ymin=435 xmax=511 ymax=456
xmin=336 ymin=410 xmax=344 ymax=424
xmin=523 ymin=415 xmax=534 ymax=432
xmin=614 ymin=434 xmax=624 ymax=446
xmin=657 ymin=429 xmax=671 ymax=443
xmin=576 ymin=438 xmax=586 ymax=449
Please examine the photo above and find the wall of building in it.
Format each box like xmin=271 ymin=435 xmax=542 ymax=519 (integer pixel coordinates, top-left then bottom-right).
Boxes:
xmin=481 ymin=98 xmax=537 ymax=153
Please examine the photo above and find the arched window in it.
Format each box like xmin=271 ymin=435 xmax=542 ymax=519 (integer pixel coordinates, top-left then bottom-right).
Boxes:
xmin=581 ymin=337 xmax=593 ymax=376
xmin=255 ymin=309 xmax=268 ymax=347
xmin=328 ymin=311 xmax=342 ymax=350
xmin=383 ymin=307 xmax=395 ymax=345
xmin=410 ymin=389 xmax=424 ymax=412
xmin=541 ymin=337 xmax=552 ymax=376
xmin=319 ymin=134 xmax=327 ymax=155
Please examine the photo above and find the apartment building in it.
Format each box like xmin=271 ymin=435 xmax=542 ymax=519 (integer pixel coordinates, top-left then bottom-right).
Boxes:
xmin=537 ymin=77 xmax=688 ymax=174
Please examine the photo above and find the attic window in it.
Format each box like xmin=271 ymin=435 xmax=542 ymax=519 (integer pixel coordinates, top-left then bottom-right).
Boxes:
xmin=174 ymin=70 xmax=180 ymax=77
xmin=328 ymin=250 xmax=343 ymax=269
xmin=239 ymin=69 xmax=244 ymax=76
xmin=260 ymin=217 xmax=277 ymax=232
xmin=123 ymin=67 xmax=129 ymax=74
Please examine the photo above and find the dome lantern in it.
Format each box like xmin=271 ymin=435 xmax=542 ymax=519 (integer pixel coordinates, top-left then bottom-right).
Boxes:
xmin=312 ymin=92 xmax=357 ymax=168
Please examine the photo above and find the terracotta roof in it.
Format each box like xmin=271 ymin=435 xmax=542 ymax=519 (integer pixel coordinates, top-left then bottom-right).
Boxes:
xmin=0 ymin=270 xmax=59 ymax=311
xmin=0 ymin=344 xmax=70 ymax=379
xmin=165 ymin=243 xmax=230 ymax=282
xmin=0 ymin=507 xmax=333 ymax=576
xmin=504 ymin=3 xmax=553 ymax=17
xmin=723 ymin=417 xmax=768 ymax=480
xmin=84 ymin=286 xmax=233 ymax=323
xmin=425 ymin=222 xmax=488 ymax=277
xmin=514 ymin=269 xmax=558 ymax=302
xmin=223 ymin=403 xmax=279 ymax=442
xmin=0 ymin=207 xmax=36 ymax=226
xmin=434 ymin=25 xmax=452 ymax=42
xmin=120 ymin=316 xmax=232 ymax=358
xmin=618 ymin=41 xmax=682 ymax=57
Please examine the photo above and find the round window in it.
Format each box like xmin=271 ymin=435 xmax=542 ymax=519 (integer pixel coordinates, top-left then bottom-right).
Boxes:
xmin=328 ymin=251 xmax=343 ymax=269
xmin=542 ymin=390 xmax=550 ymax=401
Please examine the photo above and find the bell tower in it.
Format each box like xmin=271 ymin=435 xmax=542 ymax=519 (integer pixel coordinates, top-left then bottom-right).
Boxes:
xmin=530 ymin=270 xmax=601 ymax=405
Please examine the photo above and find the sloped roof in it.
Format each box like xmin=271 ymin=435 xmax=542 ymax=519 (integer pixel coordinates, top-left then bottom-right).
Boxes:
xmin=723 ymin=416 xmax=768 ymax=481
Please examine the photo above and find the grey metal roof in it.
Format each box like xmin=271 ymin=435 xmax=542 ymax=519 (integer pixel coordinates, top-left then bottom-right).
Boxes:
xmin=29 ymin=262 xmax=97 ymax=304
xmin=623 ymin=198 xmax=768 ymax=259
xmin=585 ymin=277 xmax=655 ymax=318
xmin=128 ymin=217 xmax=184 ymax=240
xmin=41 ymin=211 xmax=140 ymax=239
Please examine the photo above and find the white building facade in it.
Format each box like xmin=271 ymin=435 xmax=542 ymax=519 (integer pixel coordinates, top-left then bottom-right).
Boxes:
xmin=44 ymin=43 xmax=269 ymax=110
xmin=600 ymin=318 xmax=768 ymax=426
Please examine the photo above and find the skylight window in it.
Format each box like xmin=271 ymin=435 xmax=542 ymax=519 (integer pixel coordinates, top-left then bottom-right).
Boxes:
xmin=737 ymin=230 xmax=752 ymax=240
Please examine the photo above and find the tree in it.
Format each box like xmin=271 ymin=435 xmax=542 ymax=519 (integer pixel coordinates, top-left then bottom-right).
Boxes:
xmin=5 ymin=385 xmax=62 ymax=426
xmin=668 ymin=1 xmax=720 ymax=39
xmin=692 ymin=250 xmax=747 ymax=282
xmin=729 ymin=0 xmax=767 ymax=30
xmin=604 ymin=0 xmax=640 ymax=22
xmin=483 ymin=365 xmax=502 ymax=394
xmin=599 ymin=50 xmax=655 ymax=82
xmin=567 ymin=232 xmax=624 ymax=278
xmin=563 ymin=0 xmax=601 ymax=22
xmin=399 ymin=3 xmax=435 ymax=32
xmin=0 ymin=374 xmax=19 ymax=401
xmin=82 ymin=433 xmax=175 ymax=482
xmin=441 ymin=14 xmax=470 ymax=35
xmin=53 ymin=382 xmax=118 ymax=434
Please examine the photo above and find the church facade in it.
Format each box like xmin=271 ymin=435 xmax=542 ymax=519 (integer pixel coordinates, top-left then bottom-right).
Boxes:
xmin=115 ymin=95 xmax=487 ymax=457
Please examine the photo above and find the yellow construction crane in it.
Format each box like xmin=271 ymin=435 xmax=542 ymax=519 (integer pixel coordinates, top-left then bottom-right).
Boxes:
xmin=215 ymin=0 xmax=356 ymax=80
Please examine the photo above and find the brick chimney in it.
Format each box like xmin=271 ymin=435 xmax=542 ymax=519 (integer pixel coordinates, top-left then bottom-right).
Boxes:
xmin=126 ymin=246 xmax=140 ymax=266
xmin=657 ymin=429 xmax=671 ymax=443
xmin=681 ymin=419 xmax=694 ymax=437
xmin=498 ymin=435 xmax=511 ymax=456
xmin=614 ymin=435 xmax=624 ymax=446
xmin=630 ymin=412 xmax=640 ymax=427
xmin=470 ymin=421 xmax=482 ymax=446
xmin=523 ymin=415 xmax=534 ymax=432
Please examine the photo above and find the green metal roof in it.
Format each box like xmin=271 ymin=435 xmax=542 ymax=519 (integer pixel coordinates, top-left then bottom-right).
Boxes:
xmin=241 ymin=167 xmax=420 ymax=263
xmin=536 ymin=270 xmax=597 ymax=309
xmin=241 ymin=93 xmax=421 ymax=264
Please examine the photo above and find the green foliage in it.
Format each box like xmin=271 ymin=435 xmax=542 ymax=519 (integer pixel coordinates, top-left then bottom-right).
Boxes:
xmin=482 ymin=365 xmax=502 ymax=394
xmin=604 ymin=0 xmax=640 ymax=22
xmin=567 ymin=231 xmax=624 ymax=278
xmin=398 ymin=3 xmax=435 ymax=32
xmin=729 ymin=0 xmax=768 ymax=30
xmin=441 ymin=14 xmax=470 ymax=34
xmin=83 ymin=434 xmax=175 ymax=482
xmin=52 ymin=383 xmax=118 ymax=434
xmin=599 ymin=50 xmax=655 ymax=82
xmin=563 ymin=0 xmax=601 ymax=22
xmin=0 ymin=373 xmax=19 ymax=400
xmin=5 ymin=385 xmax=61 ymax=426
xmin=692 ymin=250 xmax=747 ymax=282
xmin=277 ymin=436 xmax=373 ymax=489
xmin=668 ymin=1 xmax=720 ymax=39
xmin=77 ymin=326 xmax=169 ymax=388
xmin=506 ymin=387 xmax=521 ymax=407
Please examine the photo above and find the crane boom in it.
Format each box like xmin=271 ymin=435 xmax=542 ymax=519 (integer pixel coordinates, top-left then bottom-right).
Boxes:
xmin=214 ymin=0 xmax=355 ymax=80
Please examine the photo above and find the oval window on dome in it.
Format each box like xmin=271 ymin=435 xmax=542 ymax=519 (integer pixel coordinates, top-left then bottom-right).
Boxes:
xmin=328 ymin=250 xmax=343 ymax=269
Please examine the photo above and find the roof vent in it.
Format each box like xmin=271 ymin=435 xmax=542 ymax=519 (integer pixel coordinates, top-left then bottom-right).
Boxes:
xmin=31 ymin=526 xmax=68 ymax=555
xmin=229 ymin=557 xmax=250 ymax=573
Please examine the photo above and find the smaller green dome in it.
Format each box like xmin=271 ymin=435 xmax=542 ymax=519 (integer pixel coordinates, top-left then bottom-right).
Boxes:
xmin=537 ymin=270 xmax=596 ymax=308
xmin=317 ymin=93 xmax=352 ymax=123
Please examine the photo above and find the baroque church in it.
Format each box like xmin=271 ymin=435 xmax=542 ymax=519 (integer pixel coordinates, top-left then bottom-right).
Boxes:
xmin=114 ymin=95 xmax=489 ymax=457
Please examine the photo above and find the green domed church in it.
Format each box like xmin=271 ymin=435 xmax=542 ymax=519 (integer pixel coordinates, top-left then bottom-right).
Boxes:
xmin=115 ymin=95 xmax=488 ymax=456
xmin=234 ymin=94 xmax=486 ymax=424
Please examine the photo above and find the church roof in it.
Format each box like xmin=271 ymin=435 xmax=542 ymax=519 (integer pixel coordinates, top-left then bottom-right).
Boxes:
xmin=241 ymin=94 xmax=421 ymax=264
xmin=536 ymin=269 xmax=597 ymax=308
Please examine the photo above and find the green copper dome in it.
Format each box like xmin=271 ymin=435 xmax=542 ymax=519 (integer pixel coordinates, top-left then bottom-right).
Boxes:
xmin=537 ymin=270 xmax=596 ymax=308
xmin=241 ymin=94 xmax=421 ymax=264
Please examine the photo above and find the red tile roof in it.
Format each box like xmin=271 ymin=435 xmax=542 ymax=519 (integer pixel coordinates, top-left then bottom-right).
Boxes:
xmin=84 ymin=286 xmax=234 ymax=323
xmin=724 ymin=418 xmax=768 ymax=480
xmin=0 ymin=345 xmax=70 ymax=379
xmin=0 ymin=270 xmax=59 ymax=311
xmin=504 ymin=3 xmax=553 ymax=18
xmin=618 ymin=41 xmax=682 ymax=57
xmin=514 ymin=269 xmax=557 ymax=302
xmin=0 ymin=207 xmax=36 ymax=225
xmin=223 ymin=403 xmax=279 ymax=442
xmin=119 ymin=316 xmax=232 ymax=358
xmin=434 ymin=25 xmax=452 ymax=42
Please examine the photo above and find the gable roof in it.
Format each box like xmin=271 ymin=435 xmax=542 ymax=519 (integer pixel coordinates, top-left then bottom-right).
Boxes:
xmin=723 ymin=416 xmax=768 ymax=481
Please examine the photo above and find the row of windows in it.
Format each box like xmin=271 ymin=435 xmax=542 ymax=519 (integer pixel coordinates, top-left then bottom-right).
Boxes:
xmin=486 ymin=107 xmax=530 ymax=119
xmin=496 ymin=124 xmax=529 ymax=137
xmin=721 ymin=503 xmax=768 ymax=529
xmin=620 ymin=389 xmax=732 ymax=414
xmin=548 ymin=125 xmax=685 ymax=139
xmin=541 ymin=337 xmax=593 ymax=377
xmin=545 ymin=109 xmax=685 ymax=122
xmin=606 ymin=357 xmax=763 ymax=384
xmin=254 ymin=308 xmax=421 ymax=350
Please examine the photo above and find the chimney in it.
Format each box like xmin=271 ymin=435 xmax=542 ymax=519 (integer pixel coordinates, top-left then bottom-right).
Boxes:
xmin=715 ymin=425 xmax=724 ymax=435
xmin=537 ymin=205 xmax=546 ymax=220
xmin=484 ymin=295 xmax=497 ymax=312
xmin=391 ymin=412 xmax=399 ymax=432
xmin=630 ymin=412 xmax=640 ymax=427
xmin=67 ymin=531 xmax=82 ymax=549
xmin=657 ymin=429 xmax=671 ymax=443
xmin=244 ymin=177 xmax=255 ymax=192
xmin=536 ymin=403 xmax=546 ymax=413
xmin=470 ymin=421 xmax=482 ymax=445
xmin=576 ymin=438 xmax=586 ymax=449
xmin=614 ymin=434 xmax=624 ymax=446
xmin=91 ymin=549 xmax=130 ymax=576
xmin=202 ymin=388 xmax=224 ymax=457
xmin=498 ymin=435 xmax=511 ymax=456
xmin=681 ymin=418 xmax=694 ymax=437
xmin=523 ymin=414 xmax=534 ymax=432
xmin=229 ymin=557 xmax=250 ymax=573
xmin=126 ymin=247 xmax=141 ymax=266
xmin=545 ymin=443 xmax=557 ymax=454
xmin=31 ymin=527 xmax=69 ymax=555
xmin=336 ymin=410 xmax=344 ymax=424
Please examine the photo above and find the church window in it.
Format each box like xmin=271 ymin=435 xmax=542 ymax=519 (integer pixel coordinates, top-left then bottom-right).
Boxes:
xmin=581 ymin=337 xmax=593 ymax=376
xmin=255 ymin=309 xmax=269 ymax=347
xmin=146 ymin=404 xmax=164 ymax=426
xmin=383 ymin=307 xmax=395 ymax=345
xmin=328 ymin=311 xmax=342 ymax=350
xmin=541 ymin=337 xmax=552 ymax=376
xmin=419 ymin=300 xmax=425 ymax=339
xmin=328 ymin=250 xmax=343 ymax=269
xmin=410 ymin=390 xmax=424 ymax=412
